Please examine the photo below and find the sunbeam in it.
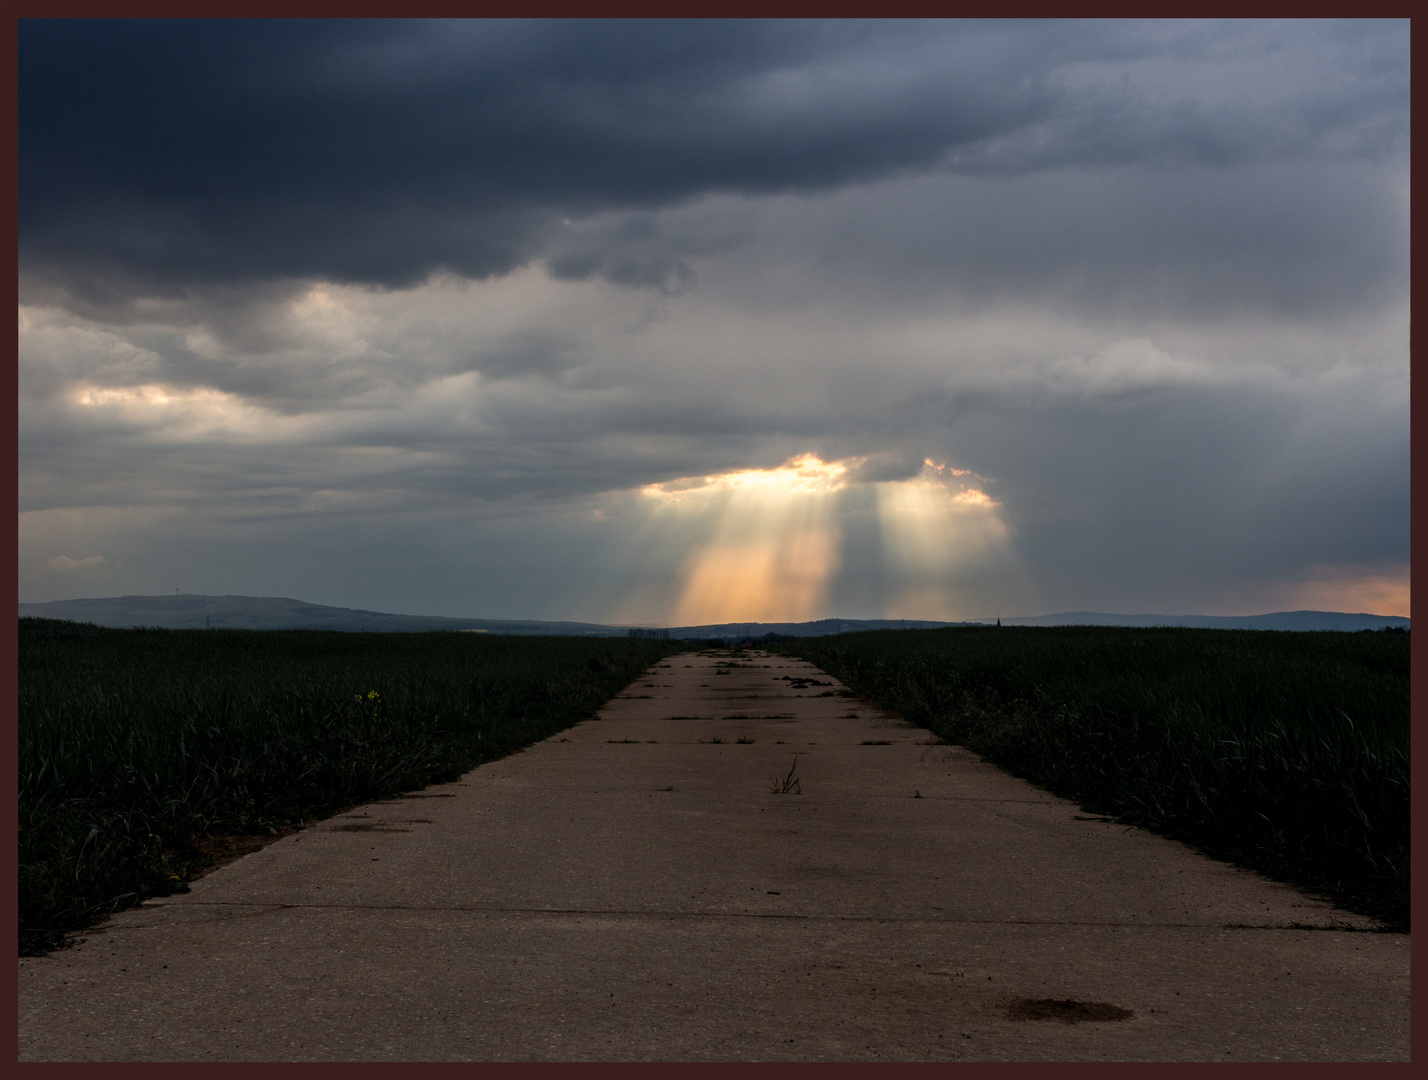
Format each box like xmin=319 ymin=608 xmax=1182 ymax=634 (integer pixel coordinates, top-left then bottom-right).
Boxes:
xmin=634 ymin=454 xmax=1015 ymax=624
xmin=875 ymin=460 xmax=1012 ymax=620
xmin=642 ymin=455 xmax=848 ymax=624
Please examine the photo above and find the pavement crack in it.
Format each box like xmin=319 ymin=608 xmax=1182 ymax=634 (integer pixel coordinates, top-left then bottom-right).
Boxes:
xmin=136 ymin=900 xmax=1367 ymax=932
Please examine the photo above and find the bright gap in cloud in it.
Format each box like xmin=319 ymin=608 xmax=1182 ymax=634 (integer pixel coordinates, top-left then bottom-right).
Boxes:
xmin=641 ymin=453 xmax=851 ymax=502
xmin=70 ymin=382 xmax=292 ymax=442
xmin=875 ymin=460 xmax=1011 ymax=621
xmin=638 ymin=454 xmax=1011 ymax=625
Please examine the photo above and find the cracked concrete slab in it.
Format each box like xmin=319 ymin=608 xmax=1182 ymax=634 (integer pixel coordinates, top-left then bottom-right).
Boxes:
xmin=18 ymin=650 xmax=1408 ymax=1061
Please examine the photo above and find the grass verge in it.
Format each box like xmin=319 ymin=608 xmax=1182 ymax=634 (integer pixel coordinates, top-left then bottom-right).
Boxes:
xmin=19 ymin=618 xmax=680 ymax=955
xmin=776 ymin=625 xmax=1408 ymax=930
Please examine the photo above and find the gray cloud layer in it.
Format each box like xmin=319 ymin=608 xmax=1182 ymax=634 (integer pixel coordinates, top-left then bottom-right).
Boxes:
xmin=18 ymin=19 xmax=1409 ymax=620
xmin=22 ymin=19 xmax=1407 ymax=299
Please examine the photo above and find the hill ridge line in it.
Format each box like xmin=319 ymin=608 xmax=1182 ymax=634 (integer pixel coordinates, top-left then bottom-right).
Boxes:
xmin=17 ymin=594 xmax=1410 ymax=635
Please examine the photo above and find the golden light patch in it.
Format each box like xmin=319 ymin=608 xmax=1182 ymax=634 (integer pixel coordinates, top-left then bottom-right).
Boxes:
xmin=302 ymin=285 xmax=339 ymax=309
xmin=639 ymin=453 xmax=1013 ymax=625
xmin=70 ymin=382 xmax=282 ymax=442
xmin=643 ymin=453 xmax=849 ymax=502
xmin=644 ymin=454 xmax=847 ymax=623
xmin=1292 ymin=566 xmax=1410 ymax=618
xmin=952 ymin=488 xmax=995 ymax=507
xmin=75 ymin=384 xmax=187 ymax=408
xmin=875 ymin=463 xmax=1010 ymax=620
xmin=673 ymin=530 xmax=839 ymax=624
xmin=924 ymin=457 xmax=971 ymax=477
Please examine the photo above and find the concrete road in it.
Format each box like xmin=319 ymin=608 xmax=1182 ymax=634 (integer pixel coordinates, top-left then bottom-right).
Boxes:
xmin=18 ymin=649 xmax=1409 ymax=1061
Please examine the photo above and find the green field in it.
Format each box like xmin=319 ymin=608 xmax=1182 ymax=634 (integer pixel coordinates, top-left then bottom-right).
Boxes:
xmin=19 ymin=618 xmax=680 ymax=955
xmin=776 ymin=626 xmax=1409 ymax=930
xmin=21 ymin=618 xmax=1409 ymax=955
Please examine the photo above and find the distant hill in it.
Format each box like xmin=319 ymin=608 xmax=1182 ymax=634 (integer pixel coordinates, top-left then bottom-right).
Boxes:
xmin=15 ymin=596 xmax=970 ymax=638
xmin=17 ymin=595 xmax=1408 ymax=635
xmin=17 ymin=594 xmax=621 ymax=635
xmin=978 ymin=610 xmax=1410 ymax=631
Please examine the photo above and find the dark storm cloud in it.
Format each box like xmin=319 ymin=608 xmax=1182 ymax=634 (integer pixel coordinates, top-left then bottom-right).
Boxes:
xmin=20 ymin=18 xmax=1407 ymax=302
xmin=18 ymin=19 xmax=1410 ymax=620
xmin=646 ymin=159 xmax=1408 ymax=323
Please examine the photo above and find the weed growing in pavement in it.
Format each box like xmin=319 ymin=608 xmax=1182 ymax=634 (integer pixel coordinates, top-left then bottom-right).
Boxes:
xmin=771 ymin=755 xmax=802 ymax=794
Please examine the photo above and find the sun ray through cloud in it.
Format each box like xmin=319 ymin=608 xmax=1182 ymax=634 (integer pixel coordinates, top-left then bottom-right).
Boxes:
xmin=641 ymin=455 xmax=848 ymax=624
xmin=633 ymin=454 xmax=1017 ymax=624
xmin=16 ymin=20 xmax=1407 ymax=625
xmin=874 ymin=460 xmax=1013 ymax=620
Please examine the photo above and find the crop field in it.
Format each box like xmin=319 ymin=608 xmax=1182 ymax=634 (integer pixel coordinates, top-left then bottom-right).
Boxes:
xmin=19 ymin=618 xmax=680 ymax=955
xmin=21 ymin=618 xmax=1409 ymax=957
xmin=776 ymin=626 xmax=1409 ymax=931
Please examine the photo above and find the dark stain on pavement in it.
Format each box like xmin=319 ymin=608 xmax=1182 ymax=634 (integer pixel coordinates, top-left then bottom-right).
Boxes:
xmin=1006 ymin=998 xmax=1135 ymax=1024
xmin=330 ymin=818 xmax=432 ymax=833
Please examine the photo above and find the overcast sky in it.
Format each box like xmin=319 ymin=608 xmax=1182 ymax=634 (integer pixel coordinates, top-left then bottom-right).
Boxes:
xmin=18 ymin=18 xmax=1410 ymax=622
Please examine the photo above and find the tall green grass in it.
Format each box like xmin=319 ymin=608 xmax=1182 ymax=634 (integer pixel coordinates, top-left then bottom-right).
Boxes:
xmin=778 ymin=626 xmax=1409 ymax=930
xmin=19 ymin=619 xmax=679 ymax=954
